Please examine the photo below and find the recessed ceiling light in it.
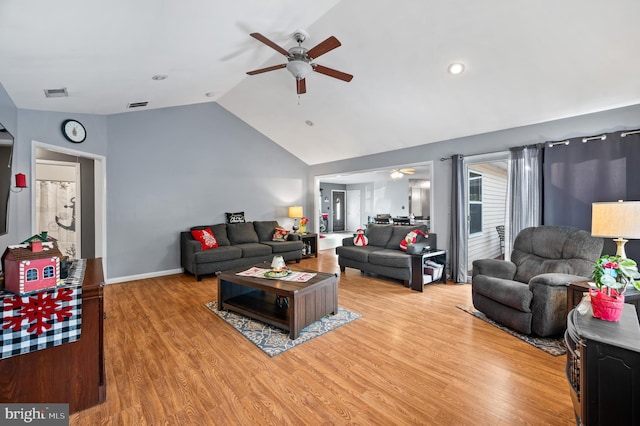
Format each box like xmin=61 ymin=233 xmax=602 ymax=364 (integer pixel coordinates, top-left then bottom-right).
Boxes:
xmin=151 ymin=74 xmax=168 ymax=81
xmin=447 ymin=63 xmax=465 ymax=75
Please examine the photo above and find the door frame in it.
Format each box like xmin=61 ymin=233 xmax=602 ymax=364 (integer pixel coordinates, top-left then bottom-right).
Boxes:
xmin=31 ymin=141 xmax=107 ymax=277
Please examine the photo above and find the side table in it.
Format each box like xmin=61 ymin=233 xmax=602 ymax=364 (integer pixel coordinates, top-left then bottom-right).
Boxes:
xmin=568 ymin=280 xmax=640 ymax=320
xmin=298 ymin=233 xmax=318 ymax=258
xmin=410 ymin=249 xmax=447 ymax=292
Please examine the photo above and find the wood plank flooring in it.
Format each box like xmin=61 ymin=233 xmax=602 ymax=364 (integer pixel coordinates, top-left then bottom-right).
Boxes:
xmin=70 ymin=250 xmax=574 ymax=425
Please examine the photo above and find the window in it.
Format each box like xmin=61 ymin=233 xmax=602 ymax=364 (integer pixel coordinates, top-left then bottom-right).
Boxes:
xmin=43 ymin=265 xmax=55 ymax=279
xmin=469 ymin=170 xmax=483 ymax=235
xmin=26 ymin=268 xmax=38 ymax=282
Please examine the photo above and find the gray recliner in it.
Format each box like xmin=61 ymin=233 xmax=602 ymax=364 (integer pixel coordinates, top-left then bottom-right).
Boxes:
xmin=472 ymin=226 xmax=603 ymax=337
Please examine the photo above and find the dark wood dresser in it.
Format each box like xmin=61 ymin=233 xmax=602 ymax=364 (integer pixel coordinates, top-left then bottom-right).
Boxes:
xmin=0 ymin=258 xmax=105 ymax=413
xmin=565 ymin=304 xmax=640 ymax=425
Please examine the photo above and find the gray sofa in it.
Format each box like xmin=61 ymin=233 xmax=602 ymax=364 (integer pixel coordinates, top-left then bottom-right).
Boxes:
xmin=472 ymin=225 xmax=603 ymax=337
xmin=181 ymin=221 xmax=303 ymax=281
xmin=336 ymin=224 xmax=436 ymax=287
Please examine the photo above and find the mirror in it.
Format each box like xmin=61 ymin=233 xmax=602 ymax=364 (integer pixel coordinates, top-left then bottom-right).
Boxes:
xmin=0 ymin=123 xmax=14 ymax=235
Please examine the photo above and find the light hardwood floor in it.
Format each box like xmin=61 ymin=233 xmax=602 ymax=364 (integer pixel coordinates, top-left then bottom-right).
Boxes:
xmin=71 ymin=250 xmax=574 ymax=425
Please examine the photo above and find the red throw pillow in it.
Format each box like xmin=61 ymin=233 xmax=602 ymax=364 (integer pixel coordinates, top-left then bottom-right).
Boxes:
xmin=272 ymin=228 xmax=290 ymax=242
xmin=191 ymin=227 xmax=218 ymax=250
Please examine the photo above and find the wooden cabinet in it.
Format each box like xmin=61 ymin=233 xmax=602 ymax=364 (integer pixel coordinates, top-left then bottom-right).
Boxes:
xmin=0 ymin=258 xmax=105 ymax=414
xmin=565 ymin=304 xmax=640 ymax=425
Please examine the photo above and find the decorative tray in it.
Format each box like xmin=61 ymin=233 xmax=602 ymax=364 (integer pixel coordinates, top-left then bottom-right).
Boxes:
xmin=264 ymin=269 xmax=292 ymax=279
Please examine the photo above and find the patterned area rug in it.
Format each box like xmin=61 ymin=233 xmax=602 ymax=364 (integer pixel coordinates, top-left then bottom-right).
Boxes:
xmin=205 ymin=301 xmax=362 ymax=357
xmin=456 ymin=304 xmax=566 ymax=356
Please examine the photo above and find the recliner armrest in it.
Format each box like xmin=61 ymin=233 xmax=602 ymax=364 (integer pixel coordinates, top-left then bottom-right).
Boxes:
xmin=528 ymin=273 xmax=590 ymax=289
xmin=472 ymin=259 xmax=517 ymax=280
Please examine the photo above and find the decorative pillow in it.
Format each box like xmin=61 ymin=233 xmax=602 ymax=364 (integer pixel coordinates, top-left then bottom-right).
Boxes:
xmin=353 ymin=229 xmax=368 ymax=246
xmin=191 ymin=227 xmax=218 ymax=250
xmin=225 ymin=211 xmax=245 ymax=224
xmin=272 ymin=228 xmax=290 ymax=242
xmin=399 ymin=229 xmax=426 ymax=251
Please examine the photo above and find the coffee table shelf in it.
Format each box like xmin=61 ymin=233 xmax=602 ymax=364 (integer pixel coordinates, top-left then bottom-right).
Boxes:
xmin=223 ymin=290 xmax=290 ymax=329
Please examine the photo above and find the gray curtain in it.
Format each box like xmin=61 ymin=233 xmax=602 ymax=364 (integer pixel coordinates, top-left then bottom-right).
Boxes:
xmin=508 ymin=145 xmax=543 ymax=250
xmin=543 ymin=131 xmax=640 ymax=260
xmin=450 ymin=154 xmax=467 ymax=283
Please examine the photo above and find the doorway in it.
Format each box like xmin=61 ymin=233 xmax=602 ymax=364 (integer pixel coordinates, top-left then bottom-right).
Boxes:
xmin=35 ymin=160 xmax=81 ymax=259
xmin=332 ymin=190 xmax=346 ymax=232
xmin=32 ymin=142 xmax=106 ymax=271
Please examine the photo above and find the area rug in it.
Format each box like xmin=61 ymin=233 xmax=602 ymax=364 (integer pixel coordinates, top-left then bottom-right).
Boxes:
xmin=456 ymin=304 xmax=566 ymax=356
xmin=204 ymin=301 xmax=362 ymax=357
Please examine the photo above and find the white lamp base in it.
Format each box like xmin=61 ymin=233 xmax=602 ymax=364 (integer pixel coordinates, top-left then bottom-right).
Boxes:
xmin=614 ymin=237 xmax=628 ymax=258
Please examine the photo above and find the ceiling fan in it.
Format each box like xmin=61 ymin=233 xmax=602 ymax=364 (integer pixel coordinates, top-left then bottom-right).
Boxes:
xmin=390 ymin=168 xmax=415 ymax=179
xmin=246 ymin=30 xmax=353 ymax=95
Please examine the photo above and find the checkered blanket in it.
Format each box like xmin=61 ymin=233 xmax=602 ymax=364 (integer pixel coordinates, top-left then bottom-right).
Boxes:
xmin=0 ymin=259 xmax=87 ymax=359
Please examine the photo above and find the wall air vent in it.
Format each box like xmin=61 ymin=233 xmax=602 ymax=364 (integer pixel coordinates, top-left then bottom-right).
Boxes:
xmin=127 ymin=101 xmax=149 ymax=109
xmin=44 ymin=88 xmax=68 ymax=98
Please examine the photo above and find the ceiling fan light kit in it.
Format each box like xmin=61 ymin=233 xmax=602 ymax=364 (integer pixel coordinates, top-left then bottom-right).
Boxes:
xmin=246 ymin=30 xmax=353 ymax=95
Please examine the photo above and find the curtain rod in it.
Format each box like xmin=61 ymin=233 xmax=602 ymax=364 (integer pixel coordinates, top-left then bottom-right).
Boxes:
xmin=582 ymin=134 xmax=606 ymax=143
xmin=548 ymin=128 xmax=640 ymax=147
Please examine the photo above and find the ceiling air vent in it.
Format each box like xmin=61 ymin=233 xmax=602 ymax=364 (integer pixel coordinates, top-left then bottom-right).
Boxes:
xmin=127 ymin=101 xmax=149 ymax=109
xmin=44 ymin=88 xmax=68 ymax=98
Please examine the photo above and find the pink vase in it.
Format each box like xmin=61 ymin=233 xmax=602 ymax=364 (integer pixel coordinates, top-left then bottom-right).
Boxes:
xmin=589 ymin=288 xmax=625 ymax=322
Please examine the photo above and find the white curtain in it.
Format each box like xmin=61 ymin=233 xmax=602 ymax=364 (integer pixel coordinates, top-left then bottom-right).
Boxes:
xmin=507 ymin=145 xmax=543 ymax=252
xmin=36 ymin=180 xmax=78 ymax=258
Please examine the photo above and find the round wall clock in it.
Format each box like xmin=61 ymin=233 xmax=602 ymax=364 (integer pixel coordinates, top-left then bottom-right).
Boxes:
xmin=61 ymin=119 xmax=86 ymax=143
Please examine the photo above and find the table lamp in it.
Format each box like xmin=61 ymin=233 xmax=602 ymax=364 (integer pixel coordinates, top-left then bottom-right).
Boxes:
xmin=591 ymin=200 xmax=640 ymax=258
xmin=288 ymin=206 xmax=303 ymax=233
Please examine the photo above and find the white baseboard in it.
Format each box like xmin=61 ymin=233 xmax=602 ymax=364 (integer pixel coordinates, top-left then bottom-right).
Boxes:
xmin=106 ymin=268 xmax=184 ymax=285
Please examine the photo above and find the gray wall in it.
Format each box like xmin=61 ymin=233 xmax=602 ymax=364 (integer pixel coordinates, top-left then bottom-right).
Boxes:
xmin=106 ymin=103 xmax=308 ymax=278
xmin=1 ymin=82 xmax=309 ymax=281
xmin=0 ymin=83 xmax=19 ymax=252
xmin=310 ymin=103 xmax=640 ymax=255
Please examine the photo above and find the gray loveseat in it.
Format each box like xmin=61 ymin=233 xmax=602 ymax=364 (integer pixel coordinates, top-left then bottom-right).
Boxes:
xmin=181 ymin=221 xmax=303 ymax=281
xmin=472 ymin=225 xmax=603 ymax=337
xmin=336 ymin=224 xmax=436 ymax=287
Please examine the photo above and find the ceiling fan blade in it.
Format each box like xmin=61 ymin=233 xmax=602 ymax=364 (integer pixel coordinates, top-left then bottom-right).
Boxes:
xmin=249 ymin=33 xmax=290 ymax=57
xmin=246 ymin=64 xmax=287 ymax=75
xmin=307 ymin=36 xmax=341 ymax=60
xmin=312 ymin=64 xmax=353 ymax=82
xmin=296 ymin=78 xmax=307 ymax=95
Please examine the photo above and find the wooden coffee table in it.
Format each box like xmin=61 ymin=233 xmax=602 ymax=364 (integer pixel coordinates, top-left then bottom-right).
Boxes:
xmin=217 ymin=265 xmax=338 ymax=339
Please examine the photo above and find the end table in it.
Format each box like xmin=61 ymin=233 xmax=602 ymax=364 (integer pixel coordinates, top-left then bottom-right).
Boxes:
xmin=298 ymin=233 xmax=318 ymax=258
xmin=410 ymin=249 xmax=447 ymax=292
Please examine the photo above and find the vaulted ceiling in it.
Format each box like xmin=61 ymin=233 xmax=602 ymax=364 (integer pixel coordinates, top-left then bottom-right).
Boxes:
xmin=1 ymin=1 xmax=639 ymax=165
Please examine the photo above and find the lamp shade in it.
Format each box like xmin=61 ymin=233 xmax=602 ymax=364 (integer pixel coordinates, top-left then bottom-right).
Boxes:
xmin=591 ymin=201 xmax=640 ymax=239
xmin=288 ymin=206 xmax=303 ymax=218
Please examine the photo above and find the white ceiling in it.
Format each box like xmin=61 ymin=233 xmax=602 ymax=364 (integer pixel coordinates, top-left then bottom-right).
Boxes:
xmin=2 ymin=1 xmax=640 ymax=166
